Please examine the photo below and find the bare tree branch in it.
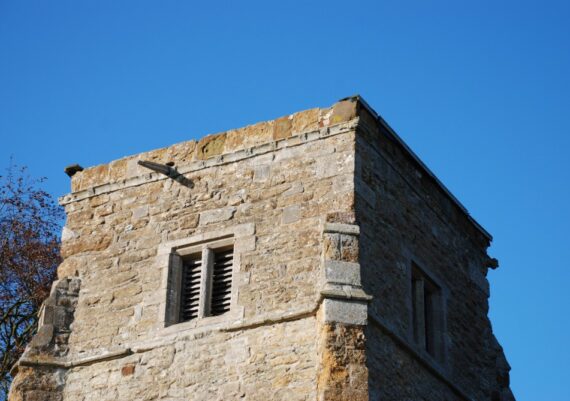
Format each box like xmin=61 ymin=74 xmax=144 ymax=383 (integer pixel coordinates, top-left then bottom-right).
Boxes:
xmin=0 ymin=163 xmax=63 ymax=400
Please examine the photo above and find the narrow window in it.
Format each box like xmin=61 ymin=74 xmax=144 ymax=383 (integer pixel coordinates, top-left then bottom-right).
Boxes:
xmin=179 ymin=253 xmax=202 ymax=322
xmin=424 ymin=279 xmax=437 ymax=356
xmin=168 ymin=243 xmax=234 ymax=326
xmin=210 ymin=248 xmax=233 ymax=316
xmin=411 ymin=264 xmax=444 ymax=361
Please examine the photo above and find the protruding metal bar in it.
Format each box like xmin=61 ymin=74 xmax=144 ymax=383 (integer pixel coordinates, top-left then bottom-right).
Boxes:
xmin=137 ymin=160 xmax=194 ymax=188
xmin=137 ymin=160 xmax=177 ymax=177
xmin=64 ymin=164 xmax=84 ymax=177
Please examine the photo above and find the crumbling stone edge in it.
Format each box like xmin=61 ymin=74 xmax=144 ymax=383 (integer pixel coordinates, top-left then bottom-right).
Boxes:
xmin=8 ymin=277 xmax=81 ymax=401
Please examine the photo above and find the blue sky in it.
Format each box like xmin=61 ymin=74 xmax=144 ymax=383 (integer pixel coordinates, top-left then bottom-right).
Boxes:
xmin=1 ymin=1 xmax=568 ymax=399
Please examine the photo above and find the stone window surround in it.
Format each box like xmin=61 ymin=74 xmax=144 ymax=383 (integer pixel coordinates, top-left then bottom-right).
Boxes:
xmin=405 ymin=255 xmax=449 ymax=370
xmin=172 ymin=237 xmax=234 ymax=322
xmin=156 ymin=223 xmax=254 ymax=335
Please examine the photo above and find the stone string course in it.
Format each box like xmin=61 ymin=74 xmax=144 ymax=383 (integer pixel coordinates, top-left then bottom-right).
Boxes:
xmin=9 ymin=97 xmax=515 ymax=401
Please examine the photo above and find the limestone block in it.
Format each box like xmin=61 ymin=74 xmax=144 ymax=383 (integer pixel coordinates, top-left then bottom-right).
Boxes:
xmin=273 ymin=116 xmax=293 ymax=140
xmin=89 ymin=194 xmax=110 ymax=208
xmin=198 ymin=207 xmax=236 ymax=225
xmin=29 ymin=324 xmax=54 ymax=348
xmin=167 ymin=140 xmax=196 ymax=163
xmin=179 ymin=214 xmax=199 ymax=229
xmin=240 ymin=120 xmax=274 ymax=149
xmin=126 ymin=157 xmax=142 ymax=179
xmin=322 ymin=298 xmax=368 ymax=325
xmin=79 ymin=164 xmax=109 ymax=191
xmin=325 ymin=211 xmax=356 ymax=224
xmin=196 ymin=133 xmax=227 ymax=160
xmin=132 ymin=205 xmax=149 ymax=219
xmin=235 ymin=236 xmax=256 ymax=252
xmin=253 ymin=165 xmax=270 ymax=182
xmin=109 ymin=158 xmax=128 ymax=183
xmin=324 ymin=261 xmax=361 ymax=287
xmin=233 ymin=222 xmax=256 ymax=237
xmin=60 ymin=233 xmax=112 ymax=258
xmin=323 ymin=222 xmax=360 ymax=236
xmin=323 ymin=234 xmax=341 ymax=260
xmin=281 ymin=205 xmax=300 ymax=224
xmin=292 ymin=108 xmax=319 ymax=135
xmin=330 ymin=100 xmax=358 ymax=125
xmin=340 ymin=234 xmax=359 ymax=262
xmin=316 ymin=154 xmax=348 ymax=179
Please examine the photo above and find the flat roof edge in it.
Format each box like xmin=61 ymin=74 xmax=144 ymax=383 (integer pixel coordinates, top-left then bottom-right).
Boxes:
xmin=341 ymin=95 xmax=493 ymax=242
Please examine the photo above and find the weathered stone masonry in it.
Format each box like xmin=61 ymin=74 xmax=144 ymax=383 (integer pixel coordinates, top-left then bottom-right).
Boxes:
xmin=9 ymin=96 xmax=514 ymax=400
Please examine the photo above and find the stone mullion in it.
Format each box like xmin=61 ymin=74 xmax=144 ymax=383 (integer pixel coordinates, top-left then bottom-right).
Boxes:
xmin=198 ymin=247 xmax=214 ymax=318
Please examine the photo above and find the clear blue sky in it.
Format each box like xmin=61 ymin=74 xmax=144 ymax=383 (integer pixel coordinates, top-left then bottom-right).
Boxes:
xmin=1 ymin=1 xmax=568 ymax=399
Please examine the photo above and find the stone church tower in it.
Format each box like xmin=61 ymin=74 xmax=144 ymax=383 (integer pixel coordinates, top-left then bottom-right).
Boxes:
xmin=9 ymin=96 xmax=515 ymax=401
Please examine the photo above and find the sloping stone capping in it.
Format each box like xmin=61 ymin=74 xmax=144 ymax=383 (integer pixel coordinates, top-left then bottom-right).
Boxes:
xmin=9 ymin=277 xmax=81 ymax=401
xmin=10 ymin=96 xmax=514 ymax=400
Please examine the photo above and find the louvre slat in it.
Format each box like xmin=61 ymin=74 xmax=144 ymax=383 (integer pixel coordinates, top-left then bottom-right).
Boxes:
xmin=214 ymin=284 xmax=231 ymax=290
xmin=215 ymin=264 xmax=232 ymax=269
xmin=185 ymin=284 xmax=201 ymax=290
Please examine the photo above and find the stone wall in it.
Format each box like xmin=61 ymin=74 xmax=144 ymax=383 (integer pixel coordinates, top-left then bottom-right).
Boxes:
xmin=62 ymin=318 xmax=318 ymax=401
xmin=354 ymin=105 xmax=515 ymax=400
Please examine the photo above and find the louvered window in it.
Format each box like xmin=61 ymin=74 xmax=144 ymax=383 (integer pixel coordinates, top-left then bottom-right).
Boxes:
xmin=179 ymin=254 xmax=202 ymax=322
xmin=168 ymin=243 xmax=234 ymax=325
xmin=210 ymin=249 xmax=233 ymax=316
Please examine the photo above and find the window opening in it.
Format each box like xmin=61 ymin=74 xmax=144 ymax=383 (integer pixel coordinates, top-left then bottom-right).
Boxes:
xmin=179 ymin=253 xmax=202 ymax=322
xmin=210 ymin=248 xmax=233 ymax=316
xmin=172 ymin=243 xmax=234 ymax=325
xmin=411 ymin=263 xmax=444 ymax=361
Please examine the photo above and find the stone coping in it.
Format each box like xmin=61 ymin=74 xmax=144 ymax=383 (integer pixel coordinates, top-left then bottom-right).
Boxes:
xmin=63 ymin=98 xmax=360 ymax=196
xmin=59 ymin=117 xmax=358 ymax=205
